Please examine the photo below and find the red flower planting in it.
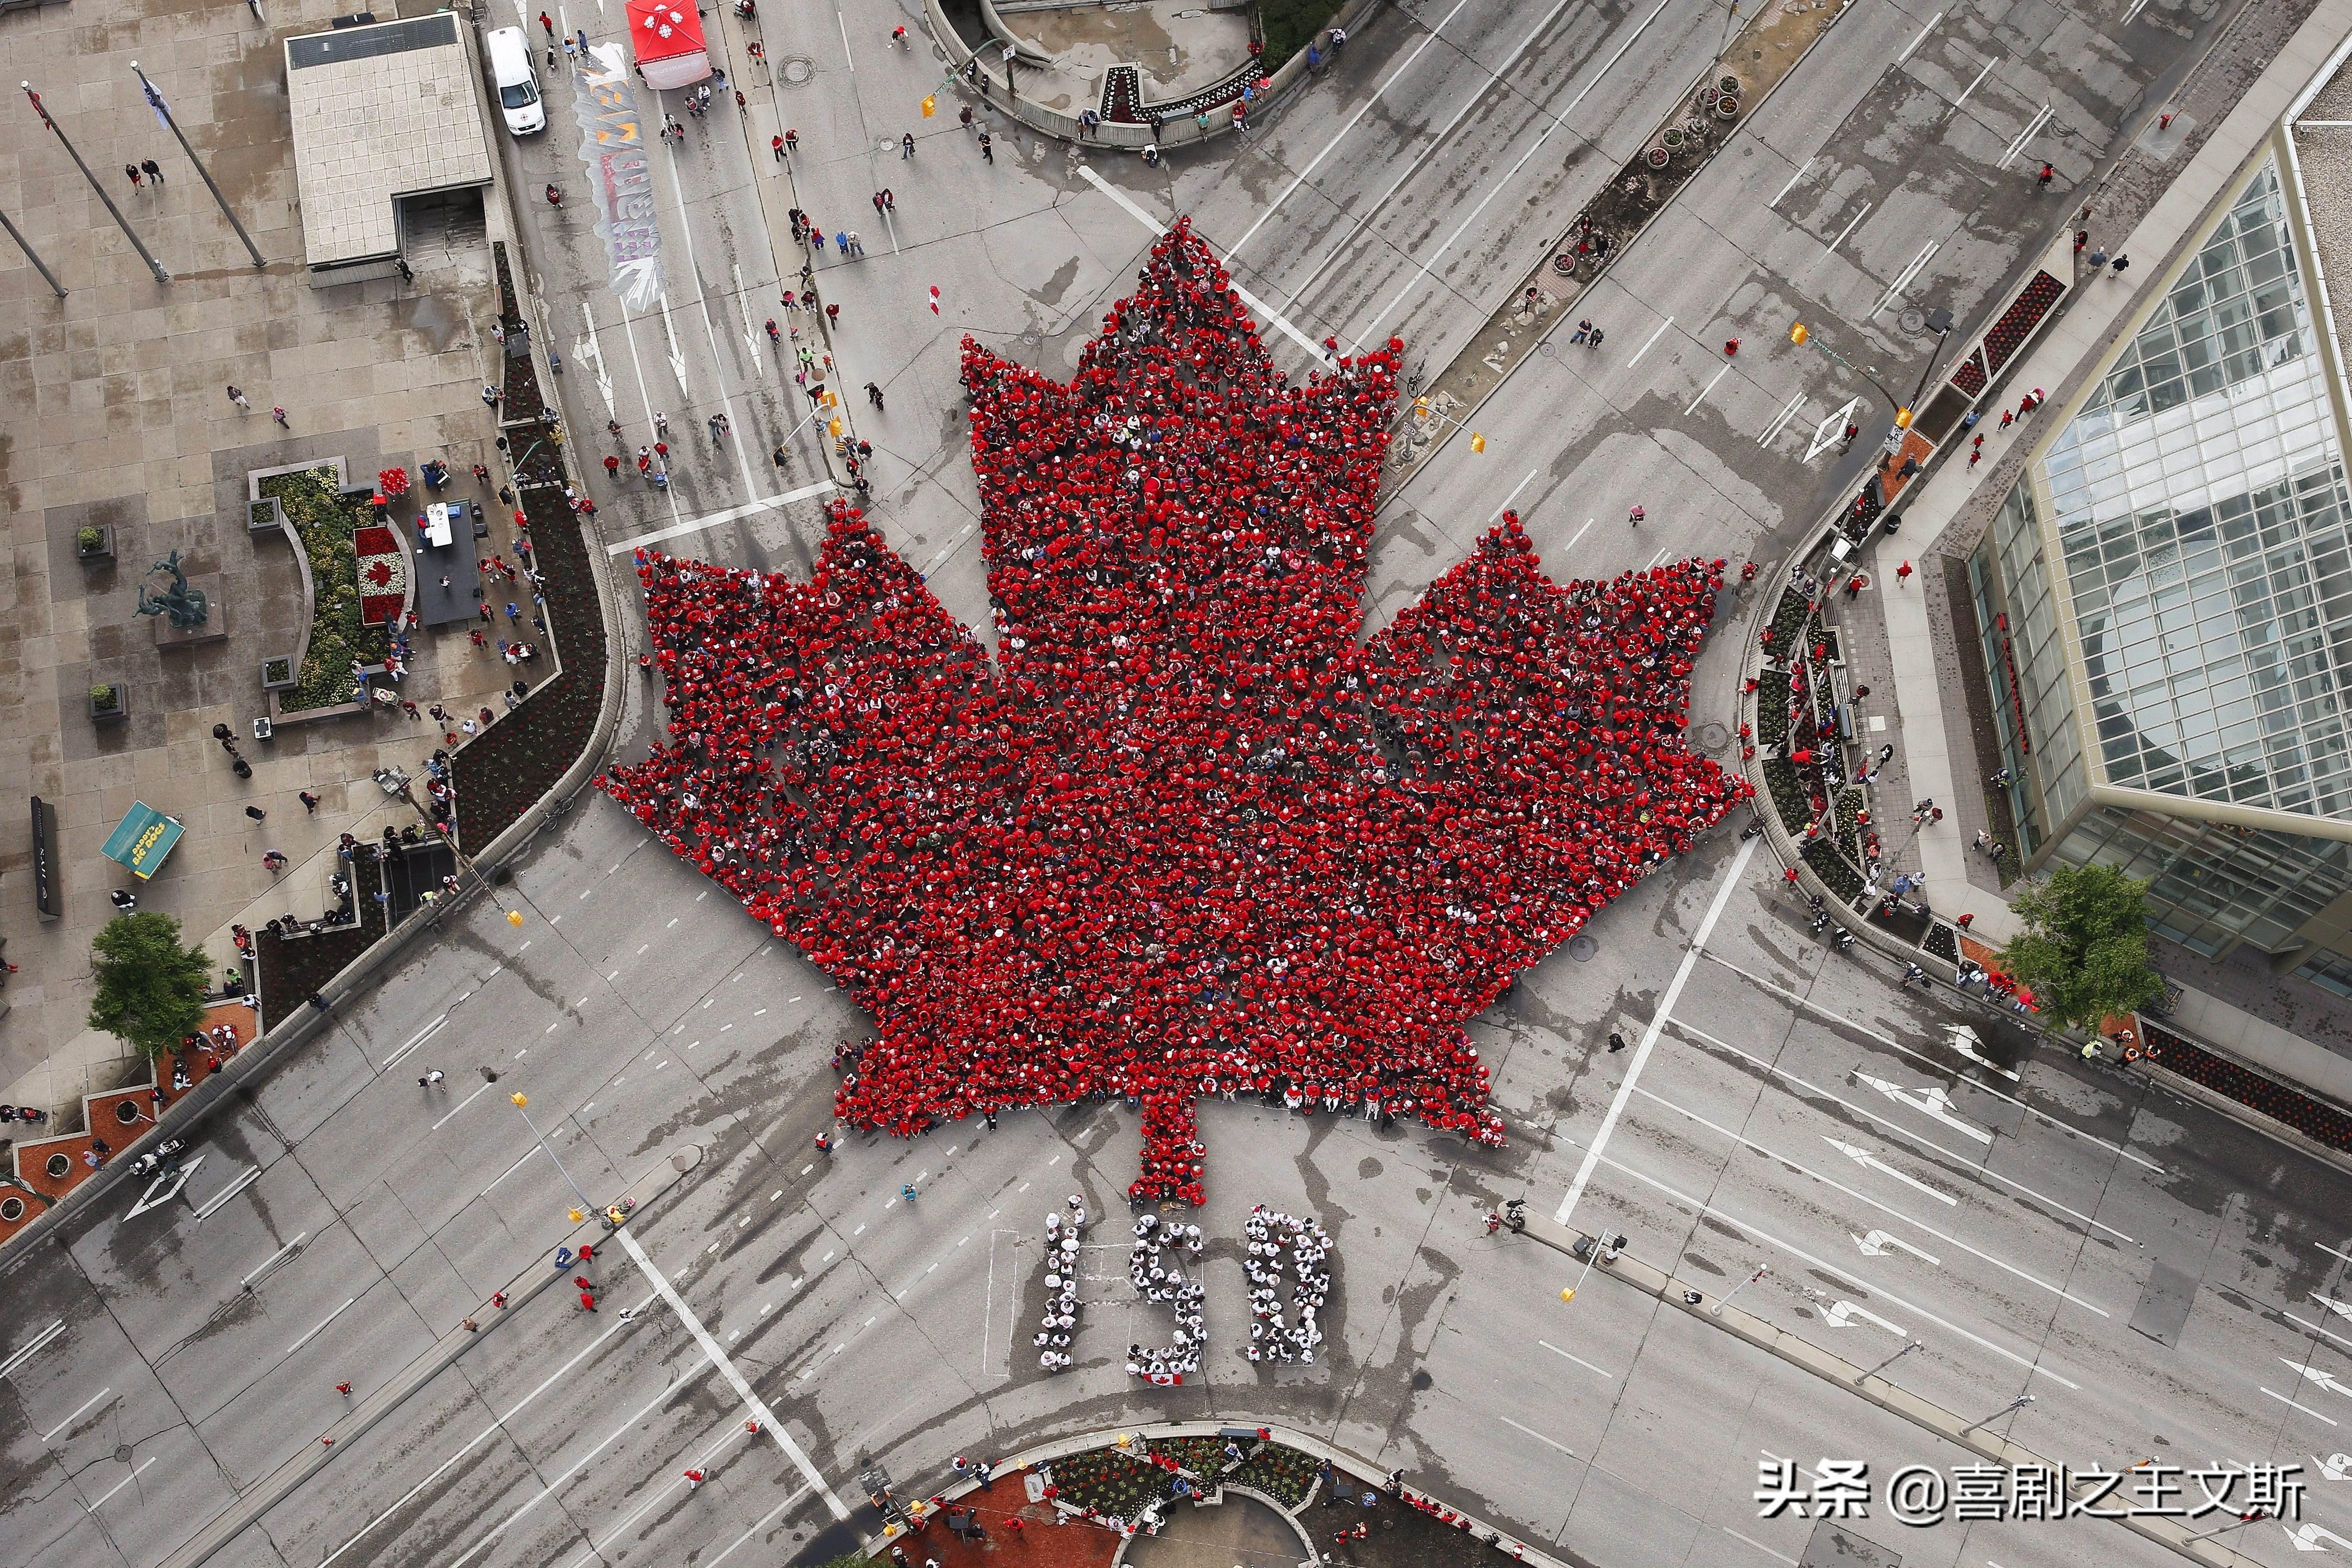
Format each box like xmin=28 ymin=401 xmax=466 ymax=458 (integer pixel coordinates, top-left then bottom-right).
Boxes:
xmin=600 ymin=221 xmax=1745 ymax=1202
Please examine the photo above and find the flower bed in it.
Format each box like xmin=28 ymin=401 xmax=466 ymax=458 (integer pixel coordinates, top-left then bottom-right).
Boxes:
xmin=1803 ymin=838 xmax=1862 ymax=901
xmin=450 ymin=480 xmax=607 ymax=849
xmin=255 ymin=907 xmax=380 ymax=1025
xmin=256 ymin=466 xmax=391 ymax=711
xmin=492 ymin=243 xmax=546 ymax=424
xmin=1761 ymin=586 xmax=1810 ymax=658
xmin=1226 ymin=1442 xmax=1317 ymax=1508
xmin=1979 ymin=270 xmax=2065 ymax=378
xmin=2141 ymin=1021 xmax=2352 ymax=1154
xmin=1761 ymin=757 xmax=1811 ymax=834
xmin=1296 ymin=1479 xmax=1511 ymax=1568
xmin=1048 ymin=1446 xmax=1172 ymax=1522
xmin=1148 ymin=1435 xmax=1229 ymax=1476
xmin=1756 ymin=675 xmax=1789 ymax=748
xmin=1923 ymin=921 xmax=1959 ymax=964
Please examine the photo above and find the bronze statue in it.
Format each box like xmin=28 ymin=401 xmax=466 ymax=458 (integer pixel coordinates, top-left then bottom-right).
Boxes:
xmin=132 ymin=549 xmax=210 ymax=629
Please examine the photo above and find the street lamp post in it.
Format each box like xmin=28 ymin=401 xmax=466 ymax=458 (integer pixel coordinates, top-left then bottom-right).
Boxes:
xmin=0 ymin=202 xmax=66 ymax=296
xmin=130 ymin=62 xmax=265 ymax=270
xmin=508 ymin=1093 xmax=596 ymax=1219
xmin=1858 ymin=1339 xmax=1922 ymax=1383
xmin=1710 ymin=1263 xmax=1767 ymax=1316
xmin=1789 ymin=321 xmax=1907 ymax=431
xmin=1965 ymin=1392 xmax=2035 ymax=1429
xmin=21 ymin=80 xmax=170 ymax=284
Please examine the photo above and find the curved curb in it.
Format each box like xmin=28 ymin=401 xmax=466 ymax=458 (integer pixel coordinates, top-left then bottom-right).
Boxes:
xmin=1103 ymin=1480 xmax=1319 ymax=1567
xmin=870 ymin=1419 xmax=1569 ymax=1568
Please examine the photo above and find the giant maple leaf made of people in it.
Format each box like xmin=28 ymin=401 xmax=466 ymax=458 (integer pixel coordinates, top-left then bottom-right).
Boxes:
xmin=599 ymin=220 xmax=1746 ymax=1203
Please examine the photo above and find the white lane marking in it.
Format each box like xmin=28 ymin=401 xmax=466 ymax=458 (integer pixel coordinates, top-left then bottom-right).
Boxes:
xmin=1352 ymin=0 xmax=1679 ymax=347
xmin=1228 ymin=0 xmax=1480 ymax=257
xmin=481 ymin=1145 xmax=543 ymax=1196
xmin=1665 ymin=1020 xmax=2145 ymax=1250
xmin=1538 ymin=1340 xmax=1615 ymax=1380
xmin=1497 ymin=1415 xmax=1576 ymax=1457
xmin=1492 ymin=468 xmax=1539 ymax=520
xmin=1853 ymin=1071 xmax=1991 ymax=1145
xmin=921 ymin=521 xmax=978 ymax=577
xmin=836 ymin=9 xmax=853 ymax=70
xmin=1556 ymin=836 xmax=1755 ymax=1228
xmin=286 ymin=1298 xmax=358 ymax=1357
xmin=1758 ymin=391 xmax=1807 ymax=447
xmin=192 ymin=1166 xmax=262 ymax=1219
xmin=85 ymin=1455 xmax=158 ymax=1511
xmin=1630 ymin=1085 xmax=2109 ymax=1313
xmin=1951 ymin=53 xmax=1997 ymax=114
xmin=1624 ymin=316 xmax=1674 ymax=370
xmin=1824 ymin=1300 xmax=1908 ymax=1336
xmin=1820 ymin=1136 xmax=1959 ymax=1208
xmin=1074 ymin=167 xmax=1328 ymax=363
xmin=1897 ymin=11 xmax=1942 ymax=63
xmin=382 ymin=1014 xmax=447 ymax=1071
xmin=1686 ymin=363 xmax=1732 ymax=416
xmin=1824 ymin=201 xmax=1872 ymax=257
xmin=444 ymin=1365 xmax=711 ymax=1567
xmin=603 ymin=481 xmax=839 ymax=557
xmin=240 ymin=1232 xmax=309 ymax=1287
xmin=1702 ymin=954 xmax=2164 ymax=1172
xmin=1998 ymin=104 xmax=2053 ymax=169
xmin=2264 ymin=1388 xmax=2342 ymax=1426
xmin=2316 ymin=1244 xmax=2352 ymax=1267
xmin=2120 ymin=0 xmax=2151 ymax=20
xmin=555 ymin=1418 xmax=760 ymax=1568
xmin=1567 ymin=1143 xmax=2080 ymax=1388
xmin=0 ymin=1320 xmax=66 ymax=1381
xmin=617 ymin=1228 xmax=850 ymax=1518
xmin=704 ymin=1479 xmax=819 ymax=1567
xmin=1722 ymin=1526 xmax=1800 ymax=1566
xmin=42 ymin=1388 xmax=114 ymax=1442
xmin=1872 ymin=241 xmax=1941 ymax=314
xmin=1561 ymin=517 xmax=1595 ymax=554
xmin=1270 ymin=0 xmax=1593 ymax=314
xmin=432 ymin=1081 xmax=496 ymax=1131
xmin=1768 ymin=158 xmax=1813 ymax=209
xmin=1854 ymin=1230 xmax=1940 ymax=1265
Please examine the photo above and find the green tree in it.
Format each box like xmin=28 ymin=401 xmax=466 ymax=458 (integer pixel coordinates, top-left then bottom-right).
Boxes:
xmin=87 ymin=912 xmax=212 ymax=1058
xmin=1996 ymin=862 xmax=2164 ymax=1032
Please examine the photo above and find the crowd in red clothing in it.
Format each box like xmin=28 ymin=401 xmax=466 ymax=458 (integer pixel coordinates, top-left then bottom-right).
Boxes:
xmin=599 ymin=221 xmax=1747 ymax=1201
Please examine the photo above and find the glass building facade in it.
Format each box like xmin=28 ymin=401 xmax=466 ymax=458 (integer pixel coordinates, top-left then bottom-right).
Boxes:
xmin=1969 ymin=156 xmax=2352 ymax=971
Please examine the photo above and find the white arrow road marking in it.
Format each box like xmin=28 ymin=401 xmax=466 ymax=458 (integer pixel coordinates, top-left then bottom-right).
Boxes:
xmin=2288 ymin=1359 xmax=2352 ymax=1398
xmin=2321 ymin=1453 xmax=2352 ymax=1481
xmin=1824 ymin=1138 xmax=1958 ymax=1206
xmin=1854 ymin=1071 xmax=1993 ymax=1145
xmin=657 ymin=292 xmax=689 ymax=397
xmin=2288 ymin=1521 xmax=2352 ymax=1550
xmin=577 ymin=302 xmax=615 ymax=415
xmin=1946 ymin=1024 xmax=2021 ymax=1080
xmin=1824 ymin=1300 xmax=1908 ymax=1336
xmin=1854 ymin=1230 xmax=1941 ymax=1266
xmin=125 ymin=1155 xmax=205 ymax=1219
xmin=612 ymin=253 xmax=661 ymax=313
xmin=733 ymin=263 xmax=759 ymax=360
xmin=2318 ymin=1295 xmax=2352 ymax=1321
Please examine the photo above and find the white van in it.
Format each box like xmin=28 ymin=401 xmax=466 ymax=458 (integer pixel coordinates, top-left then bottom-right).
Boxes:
xmin=485 ymin=27 xmax=545 ymax=136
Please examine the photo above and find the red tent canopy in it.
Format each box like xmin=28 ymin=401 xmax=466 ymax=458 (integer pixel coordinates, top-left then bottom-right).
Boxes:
xmin=628 ymin=0 xmax=709 ymax=89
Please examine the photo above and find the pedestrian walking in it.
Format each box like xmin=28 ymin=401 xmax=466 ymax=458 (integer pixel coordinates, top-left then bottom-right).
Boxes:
xmin=1895 ymin=560 xmax=1912 ymax=585
xmin=902 ymin=131 xmax=915 ymax=159
xmin=773 ymin=443 xmax=789 ymax=469
xmin=125 ymin=163 xmax=144 ymax=190
xmin=482 ymin=384 xmax=501 ymax=407
xmin=960 ymin=104 xmax=975 ymax=132
xmin=245 ymin=804 xmax=267 ymax=823
xmin=1956 ymin=912 xmax=1975 ymax=930
xmin=418 ymin=1069 xmax=446 ymax=1087
xmin=538 ymin=9 xmax=552 ymax=36
xmin=262 ymin=849 xmax=287 ymax=871
xmin=1587 ymin=326 xmax=1604 ymax=349
xmin=2110 ymin=253 xmax=2129 ymax=276
xmin=142 ymin=157 xmax=164 ymax=187
xmin=684 ymin=1469 xmax=705 ymax=1491
xmin=785 ymin=128 xmax=799 ymax=153
xmin=1571 ymin=319 xmax=1591 ymax=344
xmin=110 ymin=888 xmax=139 ymax=912
xmin=299 ymin=790 xmax=320 ymax=812
xmin=1607 ymin=1031 xmax=1627 ymax=1053
xmin=865 ymin=381 xmax=884 ymax=410
xmin=771 ymin=133 xmax=786 ymax=162
xmin=978 ymin=130 xmax=993 ymax=163
xmin=1628 ymin=504 xmax=1643 ymax=526
xmin=226 ymin=384 xmax=249 ymax=410
xmin=2036 ymin=162 xmax=2053 ymax=189
xmin=825 ymin=302 xmax=840 ymax=328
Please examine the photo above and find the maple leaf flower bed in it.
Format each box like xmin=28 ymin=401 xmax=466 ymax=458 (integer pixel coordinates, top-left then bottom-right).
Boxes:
xmin=1049 ymin=1446 xmax=1173 ymax=1521
xmin=257 ymin=467 xmax=391 ymax=711
xmin=599 ymin=221 xmax=1747 ymax=1201
xmin=1226 ymin=1442 xmax=1316 ymax=1507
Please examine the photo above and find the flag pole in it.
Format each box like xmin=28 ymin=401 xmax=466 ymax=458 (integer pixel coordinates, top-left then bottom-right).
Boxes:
xmin=131 ymin=62 xmax=264 ymax=270
xmin=20 ymin=79 xmax=169 ymax=284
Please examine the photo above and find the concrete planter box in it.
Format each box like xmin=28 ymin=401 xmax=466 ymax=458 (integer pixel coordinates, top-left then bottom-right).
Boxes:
xmin=89 ymin=685 xmax=126 ymax=722
xmin=75 ymin=526 xmax=113 ymax=562
xmin=249 ymin=495 xmax=287 ymax=536
xmin=261 ymin=656 xmax=298 ymax=692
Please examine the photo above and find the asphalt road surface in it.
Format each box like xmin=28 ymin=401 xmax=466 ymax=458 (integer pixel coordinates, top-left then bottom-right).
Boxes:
xmin=10 ymin=2 xmax=2350 ymax=1566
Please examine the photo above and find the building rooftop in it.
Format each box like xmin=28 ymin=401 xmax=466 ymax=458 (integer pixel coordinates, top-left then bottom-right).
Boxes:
xmin=283 ymin=14 xmax=494 ymax=270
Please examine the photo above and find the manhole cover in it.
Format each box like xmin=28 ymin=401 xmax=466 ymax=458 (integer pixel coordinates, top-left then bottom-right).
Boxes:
xmin=1020 ymin=330 xmax=1042 ymax=346
xmin=1897 ymin=307 xmax=1927 ymax=335
xmin=1698 ymin=722 xmax=1730 ymax=753
xmin=778 ymin=54 xmax=816 ymax=87
xmin=114 ymin=1444 xmax=134 ymax=1465
xmin=1567 ymin=935 xmax=1598 ymax=962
